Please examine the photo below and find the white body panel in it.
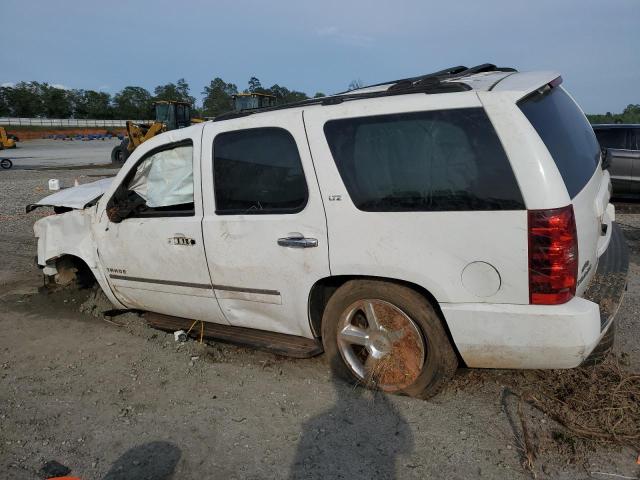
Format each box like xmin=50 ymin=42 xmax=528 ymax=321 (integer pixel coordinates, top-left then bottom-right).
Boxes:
xmin=442 ymin=296 xmax=603 ymax=368
xmin=303 ymin=92 xmax=530 ymax=304
xmin=32 ymin=178 xmax=113 ymax=210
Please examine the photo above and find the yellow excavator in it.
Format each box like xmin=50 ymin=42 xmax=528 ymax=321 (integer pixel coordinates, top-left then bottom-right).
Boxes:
xmin=0 ymin=127 xmax=17 ymax=150
xmin=110 ymin=94 xmax=277 ymax=163
xmin=111 ymin=100 xmax=202 ymax=163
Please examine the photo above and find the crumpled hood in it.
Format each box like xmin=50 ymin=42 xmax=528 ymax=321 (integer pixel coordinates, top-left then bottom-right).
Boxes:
xmin=26 ymin=178 xmax=113 ymax=212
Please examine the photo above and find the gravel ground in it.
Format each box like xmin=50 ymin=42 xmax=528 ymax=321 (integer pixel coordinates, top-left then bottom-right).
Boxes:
xmin=1 ymin=141 xmax=639 ymax=479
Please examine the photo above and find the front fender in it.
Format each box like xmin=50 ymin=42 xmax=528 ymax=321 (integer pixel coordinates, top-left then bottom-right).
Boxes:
xmin=33 ymin=207 xmax=126 ymax=309
xmin=34 ymin=208 xmax=97 ymax=268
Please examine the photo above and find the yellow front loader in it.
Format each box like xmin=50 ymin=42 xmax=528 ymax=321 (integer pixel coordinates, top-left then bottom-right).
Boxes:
xmin=0 ymin=127 xmax=17 ymax=150
xmin=111 ymin=101 xmax=201 ymax=163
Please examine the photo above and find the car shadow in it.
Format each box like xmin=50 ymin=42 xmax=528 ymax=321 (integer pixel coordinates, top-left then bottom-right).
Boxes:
xmin=288 ymin=362 xmax=414 ymax=479
xmin=102 ymin=441 xmax=181 ymax=480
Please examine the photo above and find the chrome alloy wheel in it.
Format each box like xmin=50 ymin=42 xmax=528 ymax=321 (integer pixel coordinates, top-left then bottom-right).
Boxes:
xmin=336 ymin=299 xmax=426 ymax=391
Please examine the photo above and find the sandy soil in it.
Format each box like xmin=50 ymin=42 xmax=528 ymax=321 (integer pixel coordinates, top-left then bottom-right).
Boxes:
xmin=1 ymin=142 xmax=639 ymax=479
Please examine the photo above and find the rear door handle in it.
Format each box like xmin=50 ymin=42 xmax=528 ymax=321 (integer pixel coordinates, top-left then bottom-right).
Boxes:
xmin=277 ymin=235 xmax=318 ymax=248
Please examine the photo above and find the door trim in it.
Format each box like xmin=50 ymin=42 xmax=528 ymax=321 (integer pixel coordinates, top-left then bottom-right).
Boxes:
xmin=109 ymin=274 xmax=281 ymax=296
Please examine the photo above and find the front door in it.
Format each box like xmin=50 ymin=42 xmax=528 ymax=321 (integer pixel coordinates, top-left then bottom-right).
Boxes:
xmin=200 ymin=112 xmax=330 ymax=338
xmin=95 ymin=132 xmax=227 ymax=324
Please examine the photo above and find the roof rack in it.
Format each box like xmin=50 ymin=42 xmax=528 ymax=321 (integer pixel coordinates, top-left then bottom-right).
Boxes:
xmin=213 ymin=63 xmax=517 ymax=122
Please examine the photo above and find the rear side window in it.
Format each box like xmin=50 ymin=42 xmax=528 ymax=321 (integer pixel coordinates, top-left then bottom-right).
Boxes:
xmin=519 ymin=86 xmax=600 ymax=198
xmin=594 ymin=128 xmax=627 ymax=150
xmin=324 ymin=108 xmax=524 ymax=212
xmin=213 ymin=127 xmax=308 ymax=214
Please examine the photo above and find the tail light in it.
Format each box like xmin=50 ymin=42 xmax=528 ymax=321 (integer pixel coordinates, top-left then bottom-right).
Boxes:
xmin=528 ymin=205 xmax=578 ymax=305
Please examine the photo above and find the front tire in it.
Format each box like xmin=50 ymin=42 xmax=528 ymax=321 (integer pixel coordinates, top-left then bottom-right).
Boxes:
xmin=321 ymin=280 xmax=458 ymax=399
xmin=110 ymin=138 xmax=130 ymax=164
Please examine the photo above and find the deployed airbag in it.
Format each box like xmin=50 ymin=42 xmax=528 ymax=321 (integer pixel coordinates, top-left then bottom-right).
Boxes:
xmin=129 ymin=145 xmax=193 ymax=207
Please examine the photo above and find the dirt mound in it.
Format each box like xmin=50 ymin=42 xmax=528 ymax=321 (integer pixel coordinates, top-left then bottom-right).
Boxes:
xmin=79 ymin=286 xmax=115 ymax=317
xmin=518 ymin=353 xmax=640 ymax=449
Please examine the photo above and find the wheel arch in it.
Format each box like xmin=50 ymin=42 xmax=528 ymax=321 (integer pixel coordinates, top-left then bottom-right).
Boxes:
xmin=48 ymin=253 xmax=96 ymax=287
xmin=307 ymin=274 xmax=465 ymax=365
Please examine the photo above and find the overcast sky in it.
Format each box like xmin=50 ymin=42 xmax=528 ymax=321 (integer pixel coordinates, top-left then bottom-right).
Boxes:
xmin=1 ymin=0 xmax=638 ymax=113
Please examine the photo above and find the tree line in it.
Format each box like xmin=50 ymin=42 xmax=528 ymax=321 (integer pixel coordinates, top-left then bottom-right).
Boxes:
xmin=2 ymin=76 xmax=635 ymax=123
xmin=0 ymin=77 xmax=327 ymax=120
xmin=586 ymin=104 xmax=640 ymax=124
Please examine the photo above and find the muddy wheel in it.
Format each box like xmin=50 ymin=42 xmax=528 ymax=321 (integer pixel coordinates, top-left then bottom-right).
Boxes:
xmin=321 ymin=280 xmax=458 ymax=399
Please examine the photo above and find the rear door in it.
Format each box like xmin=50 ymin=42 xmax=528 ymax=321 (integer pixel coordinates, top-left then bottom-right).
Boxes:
xmin=519 ymin=85 xmax=612 ymax=295
xmin=200 ymin=111 xmax=330 ymax=338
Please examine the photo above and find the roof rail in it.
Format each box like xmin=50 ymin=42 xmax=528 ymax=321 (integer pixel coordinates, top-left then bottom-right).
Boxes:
xmin=212 ymin=63 xmax=517 ymax=122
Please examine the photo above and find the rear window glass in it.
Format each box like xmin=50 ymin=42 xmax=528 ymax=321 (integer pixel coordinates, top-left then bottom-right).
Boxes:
xmin=323 ymin=108 xmax=524 ymax=212
xmin=519 ymin=86 xmax=600 ymax=198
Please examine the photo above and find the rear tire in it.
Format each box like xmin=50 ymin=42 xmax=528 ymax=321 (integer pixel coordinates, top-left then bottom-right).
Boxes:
xmin=321 ymin=280 xmax=458 ymax=399
xmin=0 ymin=159 xmax=12 ymax=169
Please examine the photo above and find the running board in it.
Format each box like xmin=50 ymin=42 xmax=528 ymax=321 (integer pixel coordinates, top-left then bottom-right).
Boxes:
xmin=145 ymin=312 xmax=323 ymax=359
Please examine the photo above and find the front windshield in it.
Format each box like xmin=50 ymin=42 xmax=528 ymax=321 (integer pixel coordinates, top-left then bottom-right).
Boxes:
xmin=155 ymin=103 xmax=170 ymax=122
xmin=235 ymin=96 xmax=257 ymax=111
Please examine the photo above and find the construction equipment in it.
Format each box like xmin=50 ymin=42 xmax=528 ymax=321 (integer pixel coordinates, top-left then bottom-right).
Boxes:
xmin=232 ymin=93 xmax=277 ymax=112
xmin=0 ymin=127 xmax=17 ymax=150
xmin=111 ymin=101 xmax=201 ymax=164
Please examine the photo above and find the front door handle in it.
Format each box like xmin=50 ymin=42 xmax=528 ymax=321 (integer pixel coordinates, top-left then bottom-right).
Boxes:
xmin=277 ymin=235 xmax=318 ymax=248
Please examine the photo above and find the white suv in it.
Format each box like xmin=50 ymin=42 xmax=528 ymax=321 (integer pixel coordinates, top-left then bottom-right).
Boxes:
xmin=30 ymin=64 xmax=628 ymax=398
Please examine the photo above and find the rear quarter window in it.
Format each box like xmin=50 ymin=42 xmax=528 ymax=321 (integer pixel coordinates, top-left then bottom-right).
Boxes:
xmin=519 ymin=86 xmax=600 ymax=198
xmin=323 ymin=108 xmax=524 ymax=212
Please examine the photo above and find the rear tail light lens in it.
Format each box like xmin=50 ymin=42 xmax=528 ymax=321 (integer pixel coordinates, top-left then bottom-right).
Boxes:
xmin=528 ymin=205 xmax=578 ymax=305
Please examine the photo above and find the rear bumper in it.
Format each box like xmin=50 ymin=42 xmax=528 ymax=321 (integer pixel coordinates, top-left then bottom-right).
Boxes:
xmin=441 ymin=223 xmax=628 ymax=369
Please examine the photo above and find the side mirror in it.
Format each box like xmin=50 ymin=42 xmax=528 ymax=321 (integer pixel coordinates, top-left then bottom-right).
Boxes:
xmin=106 ymin=186 xmax=148 ymax=223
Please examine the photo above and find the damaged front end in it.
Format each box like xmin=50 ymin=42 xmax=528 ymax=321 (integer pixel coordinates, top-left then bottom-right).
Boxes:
xmin=33 ymin=206 xmax=97 ymax=282
xmin=29 ymin=179 xmax=119 ymax=303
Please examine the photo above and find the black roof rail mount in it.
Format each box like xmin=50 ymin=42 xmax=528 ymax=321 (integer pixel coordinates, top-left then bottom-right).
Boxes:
xmin=212 ymin=63 xmax=517 ymax=121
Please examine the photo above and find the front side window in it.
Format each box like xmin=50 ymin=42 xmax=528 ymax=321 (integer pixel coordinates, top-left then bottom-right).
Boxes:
xmin=213 ymin=127 xmax=308 ymax=214
xmin=107 ymin=141 xmax=194 ymax=222
xmin=324 ymin=108 xmax=524 ymax=212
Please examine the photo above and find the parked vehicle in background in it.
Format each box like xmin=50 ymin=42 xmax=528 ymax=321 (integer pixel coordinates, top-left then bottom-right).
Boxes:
xmin=29 ymin=64 xmax=628 ymax=399
xmin=593 ymin=124 xmax=640 ymax=196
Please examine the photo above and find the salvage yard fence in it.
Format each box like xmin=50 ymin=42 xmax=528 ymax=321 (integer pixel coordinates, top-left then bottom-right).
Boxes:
xmin=0 ymin=117 xmax=153 ymax=127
